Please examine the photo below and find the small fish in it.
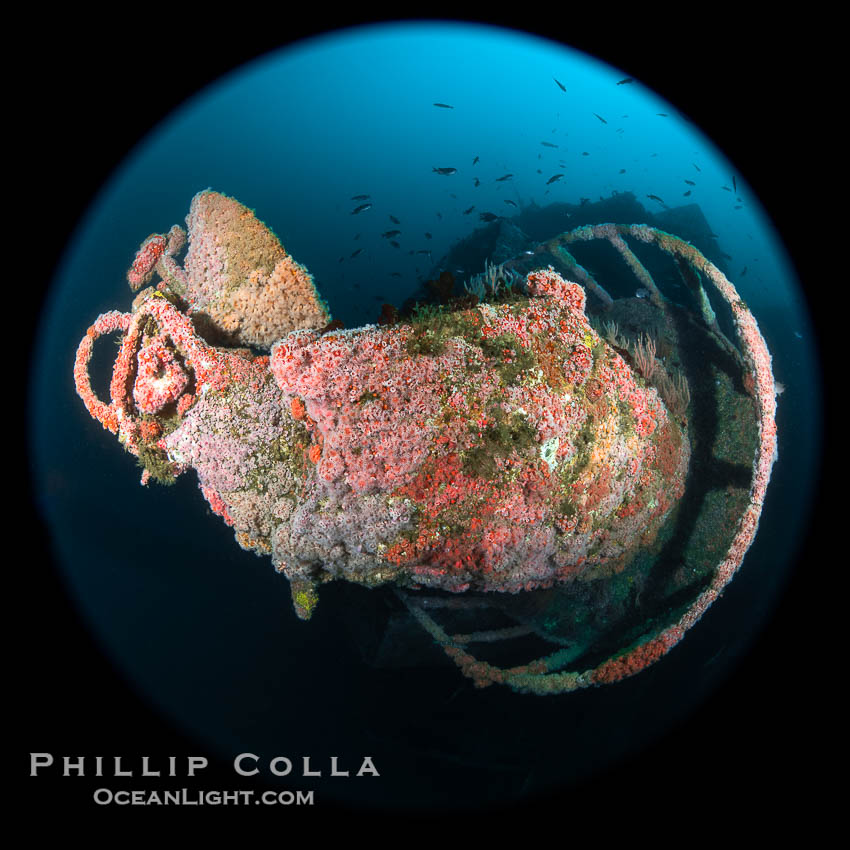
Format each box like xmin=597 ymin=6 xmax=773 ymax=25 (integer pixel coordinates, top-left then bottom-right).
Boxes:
xmin=553 ymin=77 xmax=566 ymax=91
xmin=635 ymin=288 xmax=650 ymax=299
xmin=616 ymin=77 xmax=634 ymax=85
xmin=350 ymin=248 xmax=363 ymax=258
xmin=389 ymin=241 xmax=400 ymax=249
xmin=479 ymin=212 xmax=499 ymax=222
xmin=683 ymin=190 xmax=691 ymax=196
xmin=693 ymin=163 xmax=701 ymax=171
xmin=656 ymin=113 xmax=668 ymax=117
xmin=351 ymin=203 xmax=372 ymax=215
xmin=390 ymin=272 xmax=402 ymax=278
xmin=353 ymin=233 xmax=361 ymax=240
xmin=351 ymin=194 xmax=370 ymax=201
xmin=619 ymin=168 xmax=626 ymax=174
xmin=495 ymin=173 xmax=513 ymax=182
xmin=794 ymin=331 xmax=803 ymax=339
xmin=433 ymin=167 xmax=457 ymax=175
xmin=579 ymin=197 xmax=590 ymax=205
xmin=537 ymin=169 xmax=542 ymax=174
xmin=389 ymin=215 xmax=400 ymax=224
xmin=592 ymin=112 xmax=607 ymax=124
xmin=504 ymin=200 xmax=517 ymax=207
xmin=734 ymin=205 xmax=742 ymax=209
xmin=433 ymin=103 xmax=454 ymax=109
xmin=732 ymin=176 xmax=737 ymax=193
xmin=473 ymin=178 xmax=480 ymax=187
xmin=721 ymin=185 xmax=732 ymax=192
xmin=436 ymin=212 xmax=442 ymax=220
xmin=472 ymin=156 xmax=480 ymax=165
xmin=416 ymin=249 xmax=432 ymax=256
xmin=381 ymin=230 xmax=401 ymax=239
xmin=581 ymin=151 xmax=590 ymax=156
xmin=463 ymin=205 xmax=475 ymax=215
xmin=720 ymin=251 xmax=732 ymax=260
xmin=523 ymin=250 xmax=535 ymax=255
xmin=541 ymin=141 xmax=558 ymax=148
xmin=425 ymin=232 xmax=432 ymax=239
xmin=684 ymin=179 xmax=695 ymax=186
xmin=547 ymin=173 xmax=564 ymax=184
xmin=740 ymin=266 xmax=748 ymax=276
xmin=338 ymin=256 xmax=344 ymax=263
xmin=647 ymin=194 xmax=665 ymax=204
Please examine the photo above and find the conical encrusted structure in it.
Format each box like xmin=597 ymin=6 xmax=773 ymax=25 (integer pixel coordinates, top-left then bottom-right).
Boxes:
xmin=183 ymin=190 xmax=329 ymax=348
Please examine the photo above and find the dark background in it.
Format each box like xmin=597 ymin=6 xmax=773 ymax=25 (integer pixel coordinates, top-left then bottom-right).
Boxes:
xmin=18 ymin=8 xmax=831 ymax=830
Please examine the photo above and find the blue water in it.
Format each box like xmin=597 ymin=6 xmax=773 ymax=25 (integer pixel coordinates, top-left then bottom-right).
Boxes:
xmin=28 ymin=21 xmax=822 ymax=814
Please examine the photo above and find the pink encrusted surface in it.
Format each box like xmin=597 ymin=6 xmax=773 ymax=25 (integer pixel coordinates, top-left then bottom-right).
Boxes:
xmin=75 ymin=262 xmax=689 ymax=604
xmin=268 ymin=267 xmax=688 ymax=595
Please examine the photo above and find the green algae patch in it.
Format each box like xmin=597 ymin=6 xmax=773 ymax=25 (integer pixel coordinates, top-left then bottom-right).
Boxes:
xmin=479 ymin=332 xmax=537 ymax=386
xmin=462 ymin=410 xmax=539 ymax=478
